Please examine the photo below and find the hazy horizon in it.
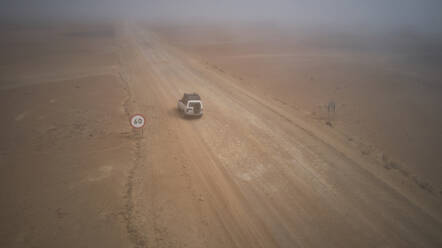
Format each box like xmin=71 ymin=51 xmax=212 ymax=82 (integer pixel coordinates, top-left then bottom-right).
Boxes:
xmin=1 ymin=0 xmax=442 ymax=34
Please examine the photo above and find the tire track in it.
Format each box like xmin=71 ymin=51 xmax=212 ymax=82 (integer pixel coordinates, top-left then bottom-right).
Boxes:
xmin=118 ymin=55 xmax=148 ymax=247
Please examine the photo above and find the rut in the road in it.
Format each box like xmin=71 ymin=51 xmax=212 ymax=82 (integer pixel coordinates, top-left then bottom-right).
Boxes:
xmin=120 ymin=69 xmax=149 ymax=248
xmin=123 ymin=138 xmax=148 ymax=248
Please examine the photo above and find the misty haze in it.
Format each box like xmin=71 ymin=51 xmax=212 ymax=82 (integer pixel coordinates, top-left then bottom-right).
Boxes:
xmin=1 ymin=1 xmax=442 ymax=247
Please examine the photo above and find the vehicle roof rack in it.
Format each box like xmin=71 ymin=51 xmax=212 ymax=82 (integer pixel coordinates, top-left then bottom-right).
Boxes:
xmin=182 ymin=93 xmax=201 ymax=102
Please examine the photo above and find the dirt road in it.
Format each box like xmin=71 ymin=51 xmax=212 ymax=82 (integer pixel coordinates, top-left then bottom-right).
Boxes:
xmin=116 ymin=22 xmax=442 ymax=247
xmin=1 ymin=22 xmax=441 ymax=247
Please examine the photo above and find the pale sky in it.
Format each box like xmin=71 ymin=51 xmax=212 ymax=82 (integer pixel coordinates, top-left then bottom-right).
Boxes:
xmin=1 ymin=0 xmax=442 ymax=33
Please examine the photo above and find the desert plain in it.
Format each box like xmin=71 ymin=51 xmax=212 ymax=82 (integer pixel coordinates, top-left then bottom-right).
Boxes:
xmin=0 ymin=19 xmax=441 ymax=247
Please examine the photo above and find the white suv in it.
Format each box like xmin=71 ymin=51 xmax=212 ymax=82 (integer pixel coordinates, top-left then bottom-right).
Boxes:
xmin=177 ymin=93 xmax=203 ymax=117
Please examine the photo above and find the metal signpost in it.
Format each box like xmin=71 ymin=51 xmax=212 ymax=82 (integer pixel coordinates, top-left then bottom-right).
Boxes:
xmin=327 ymin=101 xmax=336 ymax=120
xmin=130 ymin=114 xmax=145 ymax=136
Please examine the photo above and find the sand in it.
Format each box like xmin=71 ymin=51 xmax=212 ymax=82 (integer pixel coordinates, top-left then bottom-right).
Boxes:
xmin=151 ymin=22 xmax=442 ymax=190
xmin=1 ymin=20 xmax=441 ymax=247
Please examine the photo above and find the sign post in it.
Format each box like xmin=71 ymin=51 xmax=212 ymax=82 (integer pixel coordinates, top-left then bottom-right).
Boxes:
xmin=130 ymin=114 xmax=145 ymax=137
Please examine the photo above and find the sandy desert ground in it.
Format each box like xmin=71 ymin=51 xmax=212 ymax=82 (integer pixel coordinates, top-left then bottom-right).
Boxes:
xmin=1 ymin=20 xmax=441 ymax=247
xmin=151 ymin=22 xmax=442 ymax=190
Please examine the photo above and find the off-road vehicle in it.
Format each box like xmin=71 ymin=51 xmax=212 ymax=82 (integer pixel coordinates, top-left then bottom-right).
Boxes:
xmin=177 ymin=93 xmax=203 ymax=117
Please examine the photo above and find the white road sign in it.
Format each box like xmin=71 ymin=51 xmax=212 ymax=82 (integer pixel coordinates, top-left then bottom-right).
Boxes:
xmin=130 ymin=114 xmax=145 ymax=129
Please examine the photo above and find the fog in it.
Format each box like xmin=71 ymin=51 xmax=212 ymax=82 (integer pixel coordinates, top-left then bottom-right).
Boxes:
xmin=1 ymin=0 xmax=442 ymax=33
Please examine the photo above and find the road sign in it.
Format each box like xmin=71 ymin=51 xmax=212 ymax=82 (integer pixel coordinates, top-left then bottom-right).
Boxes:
xmin=130 ymin=114 xmax=145 ymax=129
